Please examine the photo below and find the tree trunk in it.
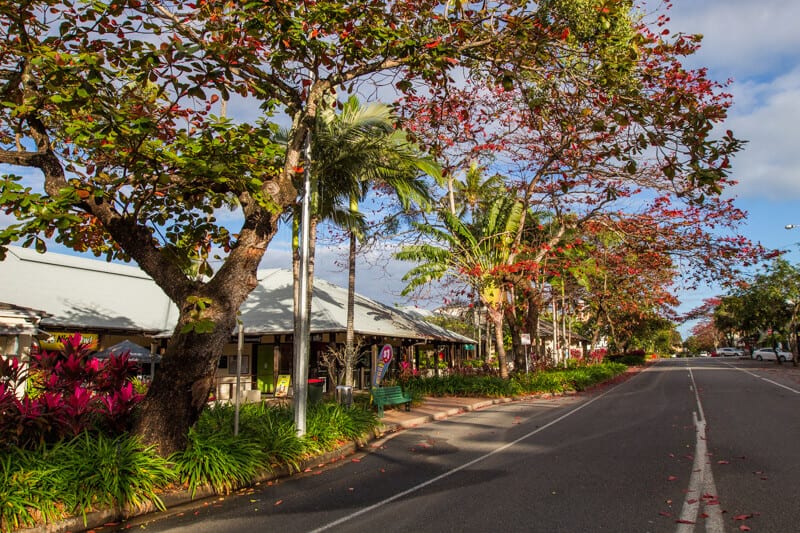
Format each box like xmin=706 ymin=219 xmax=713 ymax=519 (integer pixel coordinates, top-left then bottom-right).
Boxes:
xmin=344 ymin=229 xmax=357 ymax=387
xmin=486 ymin=305 xmax=508 ymax=379
xmin=133 ymin=326 xmax=230 ymax=456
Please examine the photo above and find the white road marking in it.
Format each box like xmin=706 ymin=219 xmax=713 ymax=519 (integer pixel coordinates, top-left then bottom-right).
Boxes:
xmin=731 ymin=364 xmax=800 ymax=394
xmin=676 ymin=367 xmax=724 ymax=533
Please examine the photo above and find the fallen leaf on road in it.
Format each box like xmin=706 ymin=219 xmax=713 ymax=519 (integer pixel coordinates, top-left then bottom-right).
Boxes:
xmin=717 ymin=460 xmax=730 ymax=464
xmin=351 ymin=458 xmax=361 ymax=462
xmin=668 ymin=475 xmax=678 ymax=481
xmin=687 ymin=499 xmax=698 ymax=504
xmin=734 ymin=514 xmax=753 ymax=521
xmin=739 ymin=526 xmax=751 ymax=531
xmin=275 ymin=500 xmax=283 ymax=506
xmin=675 ymin=519 xmax=695 ymax=524
xmin=659 ymin=511 xmax=672 ymax=517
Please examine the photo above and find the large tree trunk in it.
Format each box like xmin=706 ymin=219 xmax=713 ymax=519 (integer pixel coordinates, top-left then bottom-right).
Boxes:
xmin=131 ymin=242 xmax=267 ymax=456
xmin=133 ymin=319 xmax=235 ymax=456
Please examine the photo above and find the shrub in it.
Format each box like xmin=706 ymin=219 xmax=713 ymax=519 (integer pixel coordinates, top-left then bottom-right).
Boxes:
xmin=171 ymin=428 xmax=266 ymax=497
xmin=47 ymin=433 xmax=174 ymax=516
xmin=0 ymin=334 xmax=143 ymax=449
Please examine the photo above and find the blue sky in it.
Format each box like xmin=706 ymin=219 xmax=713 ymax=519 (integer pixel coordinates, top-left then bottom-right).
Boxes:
xmin=656 ymin=0 xmax=800 ymax=333
xmin=2 ymin=1 xmax=799 ymax=338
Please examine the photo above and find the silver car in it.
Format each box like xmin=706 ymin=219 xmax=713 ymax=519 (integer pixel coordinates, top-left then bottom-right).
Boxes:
xmin=752 ymin=347 xmax=794 ymax=362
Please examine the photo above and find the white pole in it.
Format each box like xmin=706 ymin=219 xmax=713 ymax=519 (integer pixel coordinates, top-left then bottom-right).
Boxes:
xmin=294 ymin=132 xmax=312 ymax=437
xmin=234 ymin=322 xmax=243 ymax=436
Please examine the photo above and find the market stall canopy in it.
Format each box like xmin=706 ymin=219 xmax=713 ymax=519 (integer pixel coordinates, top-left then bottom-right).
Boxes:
xmin=93 ymin=340 xmax=161 ymax=363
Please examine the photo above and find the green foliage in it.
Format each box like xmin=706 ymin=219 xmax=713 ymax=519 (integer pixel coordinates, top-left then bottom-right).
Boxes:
xmin=403 ymin=362 xmax=628 ymax=398
xmin=48 ymin=433 xmax=174 ymax=516
xmin=172 ymin=400 xmax=379 ymax=497
xmin=0 ymin=433 xmax=172 ymax=530
xmin=305 ymin=402 xmax=379 ymax=453
xmin=171 ymin=428 xmax=267 ymax=498
xmin=0 ymin=448 xmax=60 ymax=531
xmin=607 ymin=351 xmax=646 ymax=366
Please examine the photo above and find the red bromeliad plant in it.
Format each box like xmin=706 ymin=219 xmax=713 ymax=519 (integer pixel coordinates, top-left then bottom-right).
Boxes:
xmin=0 ymin=334 xmax=143 ymax=450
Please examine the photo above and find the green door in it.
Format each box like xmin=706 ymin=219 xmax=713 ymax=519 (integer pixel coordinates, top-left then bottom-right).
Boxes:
xmin=256 ymin=345 xmax=275 ymax=393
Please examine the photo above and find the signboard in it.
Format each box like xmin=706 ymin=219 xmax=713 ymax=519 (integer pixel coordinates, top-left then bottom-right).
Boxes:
xmin=373 ymin=344 xmax=394 ymax=387
xmin=275 ymin=374 xmax=291 ymax=398
xmin=39 ymin=332 xmax=98 ymax=351
xmin=521 ymin=333 xmax=531 ymax=346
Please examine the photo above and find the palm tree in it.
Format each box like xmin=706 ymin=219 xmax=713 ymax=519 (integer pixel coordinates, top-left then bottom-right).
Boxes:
xmin=396 ymin=194 xmax=523 ymax=378
xmin=293 ymin=96 xmax=439 ymax=387
xmin=452 ymin=161 xmax=504 ymax=219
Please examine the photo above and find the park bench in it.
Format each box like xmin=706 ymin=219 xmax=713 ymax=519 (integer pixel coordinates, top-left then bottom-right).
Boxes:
xmin=371 ymin=385 xmax=412 ymax=417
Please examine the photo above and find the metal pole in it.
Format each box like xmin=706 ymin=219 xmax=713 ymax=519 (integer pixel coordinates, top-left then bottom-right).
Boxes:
xmin=294 ymin=132 xmax=312 ymax=437
xmin=149 ymin=341 xmax=157 ymax=381
xmin=525 ymin=345 xmax=529 ymax=374
xmin=234 ymin=322 xmax=243 ymax=436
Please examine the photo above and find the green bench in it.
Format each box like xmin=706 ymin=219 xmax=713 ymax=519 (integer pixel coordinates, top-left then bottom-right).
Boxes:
xmin=371 ymin=385 xmax=412 ymax=417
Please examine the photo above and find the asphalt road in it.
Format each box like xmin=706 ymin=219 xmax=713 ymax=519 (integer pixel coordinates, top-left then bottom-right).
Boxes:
xmin=112 ymin=358 xmax=800 ymax=533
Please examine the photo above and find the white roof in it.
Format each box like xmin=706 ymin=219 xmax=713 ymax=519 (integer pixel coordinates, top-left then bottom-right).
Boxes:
xmin=0 ymin=247 xmax=177 ymax=333
xmin=242 ymin=269 xmax=474 ymax=342
xmin=0 ymin=247 xmax=472 ymax=343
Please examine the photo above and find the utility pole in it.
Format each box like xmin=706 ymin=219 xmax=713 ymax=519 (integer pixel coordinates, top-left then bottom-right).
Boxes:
xmin=293 ymin=133 xmax=312 ymax=437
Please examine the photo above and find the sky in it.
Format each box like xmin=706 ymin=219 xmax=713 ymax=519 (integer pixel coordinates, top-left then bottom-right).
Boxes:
xmin=2 ymin=1 xmax=799 ymax=338
xmin=649 ymin=0 xmax=800 ymax=333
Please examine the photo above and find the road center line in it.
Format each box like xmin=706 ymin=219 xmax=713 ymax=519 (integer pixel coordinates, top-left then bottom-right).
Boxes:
xmin=311 ymin=374 xmax=635 ymax=532
xmin=676 ymin=368 xmax=724 ymax=533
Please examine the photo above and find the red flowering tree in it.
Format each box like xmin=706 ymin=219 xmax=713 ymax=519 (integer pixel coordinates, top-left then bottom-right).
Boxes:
xmin=398 ymin=5 xmax=763 ymax=362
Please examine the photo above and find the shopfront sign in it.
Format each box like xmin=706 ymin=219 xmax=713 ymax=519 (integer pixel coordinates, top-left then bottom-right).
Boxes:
xmin=39 ymin=331 xmax=98 ymax=351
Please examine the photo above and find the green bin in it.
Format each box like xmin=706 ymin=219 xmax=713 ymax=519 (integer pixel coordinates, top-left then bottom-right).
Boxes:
xmin=307 ymin=379 xmax=324 ymax=404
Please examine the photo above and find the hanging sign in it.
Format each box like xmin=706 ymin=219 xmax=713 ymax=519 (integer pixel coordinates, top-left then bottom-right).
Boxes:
xmin=373 ymin=344 xmax=394 ymax=387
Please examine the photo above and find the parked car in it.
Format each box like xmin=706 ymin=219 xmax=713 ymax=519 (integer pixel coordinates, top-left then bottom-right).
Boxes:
xmin=752 ymin=347 xmax=794 ymax=362
xmin=715 ymin=347 xmax=744 ymax=357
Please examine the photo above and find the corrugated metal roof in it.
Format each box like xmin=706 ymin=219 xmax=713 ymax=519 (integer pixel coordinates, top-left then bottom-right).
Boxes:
xmin=1 ymin=247 xmax=177 ymax=333
xmin=0 ymin=247 xmax=473 ymax=343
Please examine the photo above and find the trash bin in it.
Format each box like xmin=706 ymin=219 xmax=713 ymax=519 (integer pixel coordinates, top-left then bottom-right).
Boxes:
xmin=307 ymin=378 xmax=324 ymax=404
xmin=335 ymin=385 xmax=353 ymax=408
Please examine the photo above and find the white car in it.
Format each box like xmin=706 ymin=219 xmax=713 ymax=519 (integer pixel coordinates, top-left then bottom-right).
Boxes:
xmin=752 ymin=347 xmax=794 ymax=362
xmin=715 ymin=347 xmax=743 ymax=357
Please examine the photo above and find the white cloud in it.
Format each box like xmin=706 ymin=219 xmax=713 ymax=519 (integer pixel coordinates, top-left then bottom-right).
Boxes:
xmin=665 ymin=0 xmax=800 ymax=80
xmin=726 ymin=68 xmax=800 ymax=198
